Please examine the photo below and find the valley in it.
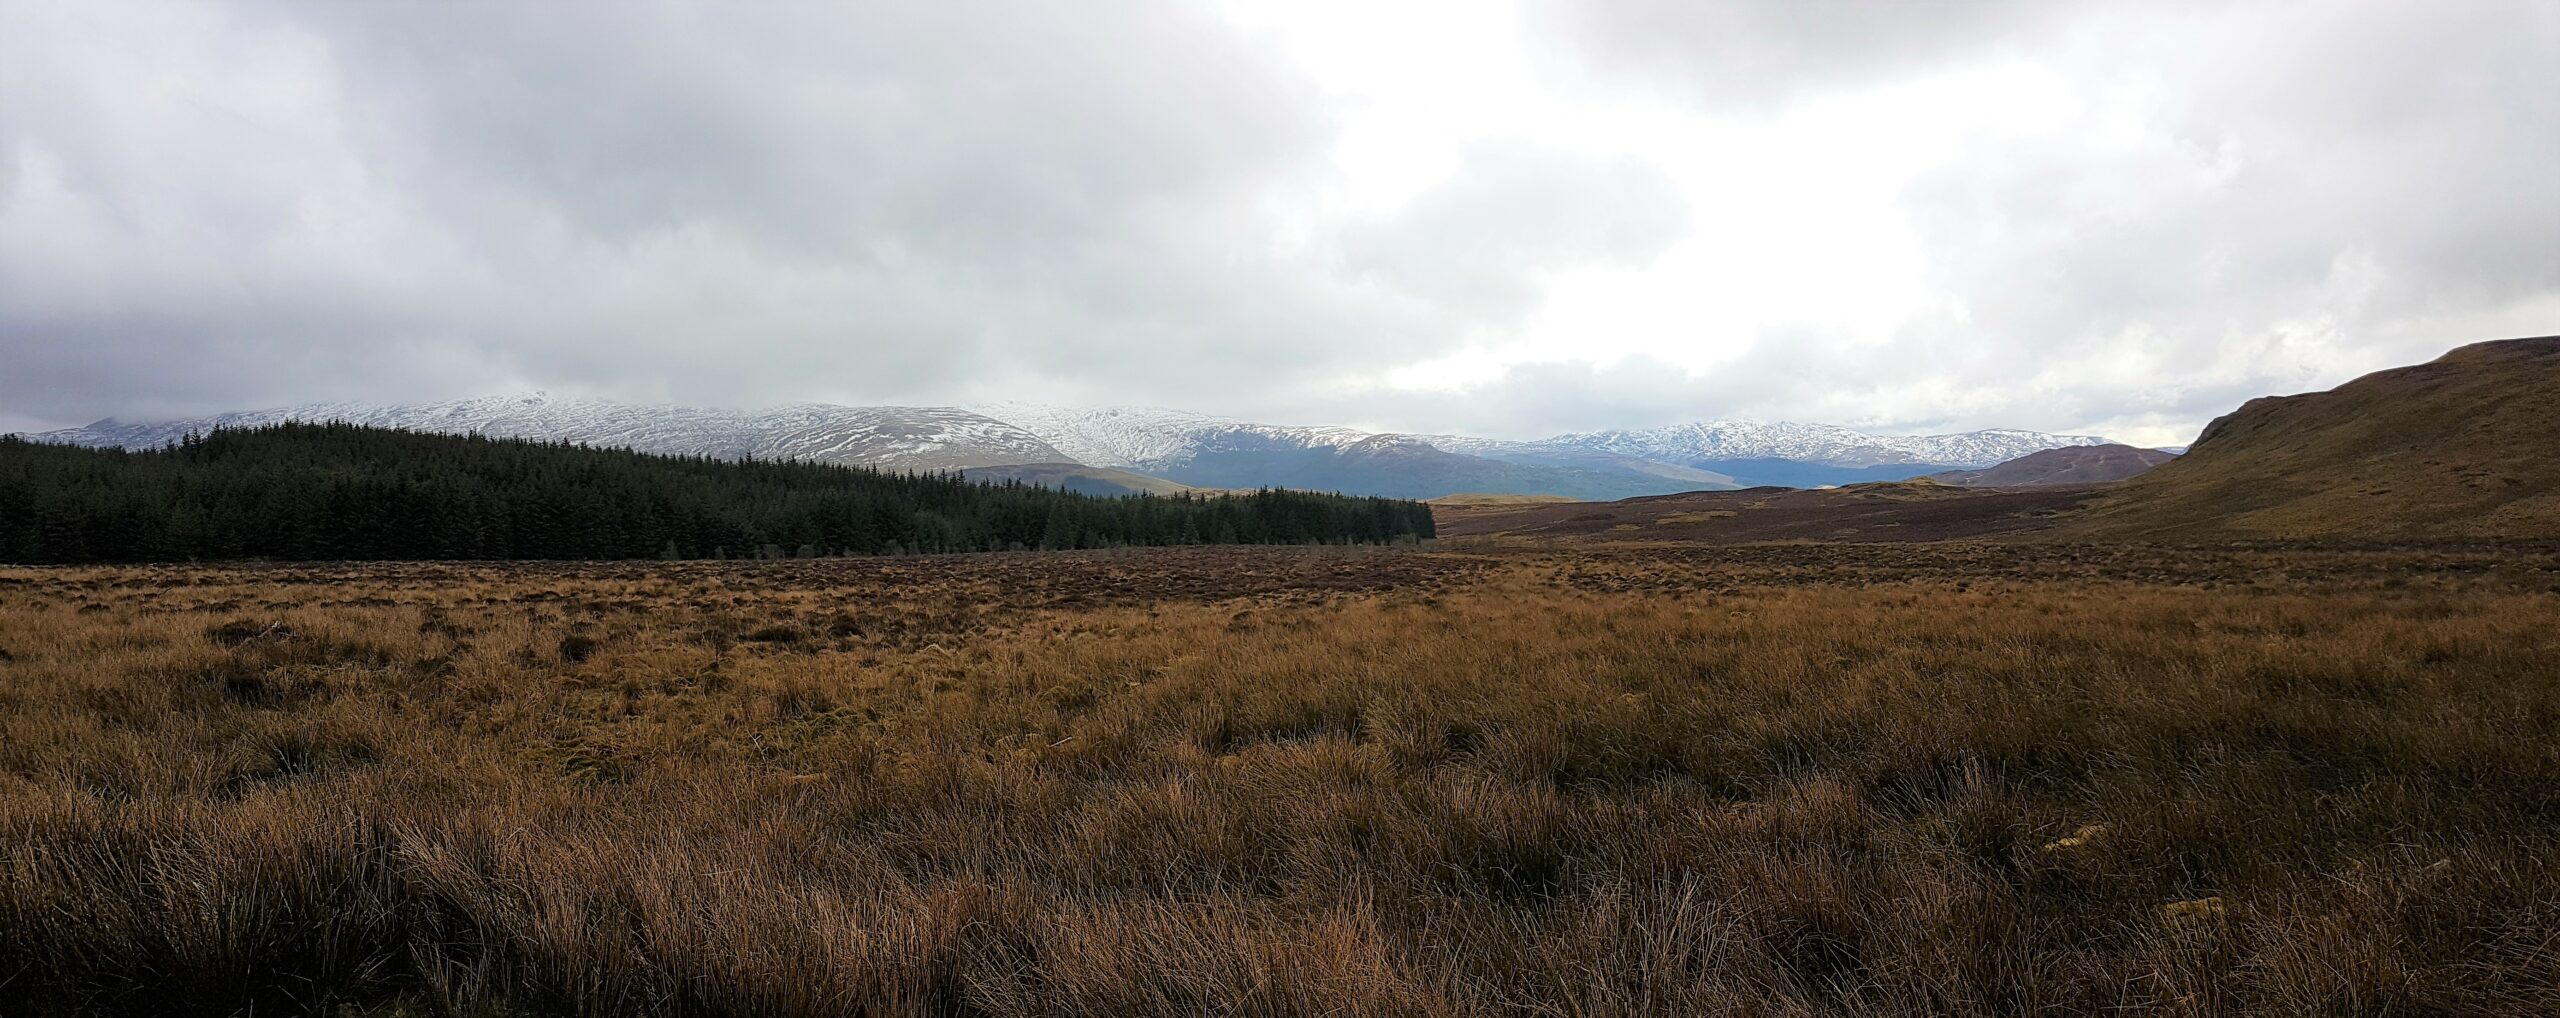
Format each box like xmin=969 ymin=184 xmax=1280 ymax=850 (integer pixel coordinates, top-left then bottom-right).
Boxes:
xmin=5 ymin=339 xmax=2559 ymax=1016
xmin=11 ymin=3 xmax=2553 ymax=1013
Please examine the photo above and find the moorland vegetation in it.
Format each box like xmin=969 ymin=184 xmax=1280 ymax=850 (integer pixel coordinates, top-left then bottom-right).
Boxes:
xmin=4 ymin=544 xmax=2556 ymax=1015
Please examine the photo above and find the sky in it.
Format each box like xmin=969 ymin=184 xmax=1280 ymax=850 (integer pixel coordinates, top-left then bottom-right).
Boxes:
xmin=3 ymin=1 xmax=2554 ymax=446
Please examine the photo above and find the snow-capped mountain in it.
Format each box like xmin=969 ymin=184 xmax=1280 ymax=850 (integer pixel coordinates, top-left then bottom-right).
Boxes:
xmin=30 ymin=393 xmax=1065 ymax=471
xmin=1406 ymin=434 xmax=1741 ymax=486
xmin=973 ymin=403 xmax=2097 ymax=478
xmin=967 ymin=402 xmax=1373 ymax=474
xmin=1548 ymin=420 xmax=2110 ymax=470
xmin=21 ymin=393 xmax=2120 ymax=498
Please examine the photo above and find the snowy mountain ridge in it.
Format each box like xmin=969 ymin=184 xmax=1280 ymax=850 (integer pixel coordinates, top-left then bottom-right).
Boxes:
xmin=22 ymin=393 xmax=2119 ymax=495
xmin=1552 ymin=420 xmax=2111 ymax=470
xmin=964 ymin=401 xmax=1375 ymax=473
xmin=34 ymin=393 xmax=1067 ymax=472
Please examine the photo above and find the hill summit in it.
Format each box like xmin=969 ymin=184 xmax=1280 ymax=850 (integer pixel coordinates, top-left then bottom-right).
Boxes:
xmin=1925 ymin=444 xmax=2177 ymax=487
xmin=2063 ymin=336 xmax=2560 ymax=539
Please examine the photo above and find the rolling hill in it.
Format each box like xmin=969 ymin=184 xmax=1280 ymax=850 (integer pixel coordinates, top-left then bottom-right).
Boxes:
xmin=1926 ymin=444 xmax=2177 ymax=487
xmin=2060 ymin=336 xmax=2560 ymax=539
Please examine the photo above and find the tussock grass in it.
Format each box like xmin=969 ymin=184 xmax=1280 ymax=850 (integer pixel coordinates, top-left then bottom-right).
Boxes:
xmin=2 ymin=546 xmax=2557 ymax=1015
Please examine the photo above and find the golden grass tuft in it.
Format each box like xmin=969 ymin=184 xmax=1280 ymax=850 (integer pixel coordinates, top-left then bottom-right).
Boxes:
xmin=2 ymin=543 xmax=2558 ymax=1015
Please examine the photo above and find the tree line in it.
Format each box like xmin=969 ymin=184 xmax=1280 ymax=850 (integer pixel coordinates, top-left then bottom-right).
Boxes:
xmin=0 ymin=423 xmax=1436 ymax=563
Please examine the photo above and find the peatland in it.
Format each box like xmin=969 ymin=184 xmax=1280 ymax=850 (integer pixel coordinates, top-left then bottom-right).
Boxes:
xmin=5 ymin=541 xmax=2558 ymax=1016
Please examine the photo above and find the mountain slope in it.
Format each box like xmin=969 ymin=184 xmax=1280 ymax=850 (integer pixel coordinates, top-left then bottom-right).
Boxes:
xmin=967 ymin=402 xmax=1372 ymax=471
xmin=1549 ymin=420 xmax=2109 ymax=471
xmin=1412 ymin=435 xmax=1740 ymax=488
xmin=955 ymin=463 xmax=1196 ymax=497
xmin=973 ymin=403 xmax=1745 ymax=500
xmin=1149 ymin=432 xmax=1722 ymax=502
xmin=976 ymin=403 xmax=2109 ymax=494
xmin=2061 ymin=336 xmax=2560 ymax=539
xmin=31 ymin=394 xmax=1068 ymax=471
xmin=1927 ymin=444 xmax=2177 ymax=487
xmin=26 ymin=394 xmax=2120 ymax=500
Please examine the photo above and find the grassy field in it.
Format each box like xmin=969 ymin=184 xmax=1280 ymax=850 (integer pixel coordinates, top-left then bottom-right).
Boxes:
xmin=4 ymin=543 xmax=2558 ymax=1016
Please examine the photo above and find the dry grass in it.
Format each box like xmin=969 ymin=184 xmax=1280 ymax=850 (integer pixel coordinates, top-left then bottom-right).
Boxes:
xmin=3 ymin=544 xmax=2558 ymax=1016
xmin=1425 ymin=494 xmax=1582 ymax=506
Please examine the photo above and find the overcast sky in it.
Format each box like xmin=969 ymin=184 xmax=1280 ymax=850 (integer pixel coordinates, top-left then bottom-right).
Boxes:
xmin=4 ymin=1 xmax=2554 ymax=445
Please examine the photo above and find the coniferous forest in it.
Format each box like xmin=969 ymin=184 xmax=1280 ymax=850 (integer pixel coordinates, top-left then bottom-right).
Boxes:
xmin=0 ymin=423 xmax=1435 ymax=563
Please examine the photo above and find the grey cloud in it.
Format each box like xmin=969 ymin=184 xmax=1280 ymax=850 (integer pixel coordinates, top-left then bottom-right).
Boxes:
xmin=295 ymin=2 xmax=1330 ymax=257
xmin=1344 ymin=143 xmax=1689 ymax=316
xmin=1892 ymin=0 xmax=2560 ymax=387
xmin=0 ymin=0 xmax=1495 ymax=426
xmin=1526 ymin=0 xmax=2071 ymax=107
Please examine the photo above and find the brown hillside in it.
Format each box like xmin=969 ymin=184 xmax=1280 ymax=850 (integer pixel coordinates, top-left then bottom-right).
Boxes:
xmin=1426 ymin=492 xmax=1580 ymax=507
xmin=1433 ymin=480 xmax=2101 ymax=543
xmin=2062 ymin=336 xmax=2560 ymax=539
xmin=1927 ymin=444 xmax=2176 ymax=486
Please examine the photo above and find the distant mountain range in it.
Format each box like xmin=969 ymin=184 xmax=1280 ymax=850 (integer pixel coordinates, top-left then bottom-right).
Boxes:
xmin=1436 ymin=336 xmax=2560 ymax=543
xmin=21 ymin=394 xmax=2117 ymax=500
xmin=33 ymin=395 xmax=1069 ymax=472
